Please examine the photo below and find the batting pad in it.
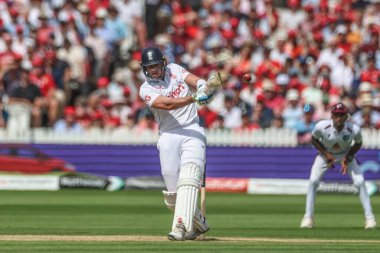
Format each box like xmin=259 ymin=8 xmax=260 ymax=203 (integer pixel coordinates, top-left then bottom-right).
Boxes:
xmin=163 ymin=191 xmax=176 ymax=212
xmin=172 ymin=163 xmax=202 ymax=232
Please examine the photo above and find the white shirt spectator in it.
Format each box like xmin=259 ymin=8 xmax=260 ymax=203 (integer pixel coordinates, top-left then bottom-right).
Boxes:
xmin=330 ymin=59 xmax=354 ymax=90
xmin=279 ymin=8 xmax=306 ymax=30
xmin=316 ymin=46 xmax=343 ymax=70
xmin=112 ymin=0 xmax=142 ymax=27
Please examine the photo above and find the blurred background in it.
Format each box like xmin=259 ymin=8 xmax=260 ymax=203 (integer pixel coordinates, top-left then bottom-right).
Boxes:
xmin=0 ymin=0 xmax=379 ymax=193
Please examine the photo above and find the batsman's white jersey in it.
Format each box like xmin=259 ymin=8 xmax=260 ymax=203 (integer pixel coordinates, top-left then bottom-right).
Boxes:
xmin=312 ymin=119 xmax=361 ymax=162
xmin=139 ymin=63 xmax=200 ymax=134
xmin=139 ymin=63 xmax=206 ymax=192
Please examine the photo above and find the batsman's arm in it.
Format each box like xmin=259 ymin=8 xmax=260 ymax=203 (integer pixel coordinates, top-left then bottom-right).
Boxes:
xmin=151 ymin=95 xmax=195 ymax=110
xmin=311 ymin=137 xmax=335 ymax=168
xmin=185 ymin=73 xmax=205 ymax=91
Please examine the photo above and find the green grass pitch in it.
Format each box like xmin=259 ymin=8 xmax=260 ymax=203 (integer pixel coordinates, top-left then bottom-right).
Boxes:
xmin=0 ymin=190 xmax=379 ymax=252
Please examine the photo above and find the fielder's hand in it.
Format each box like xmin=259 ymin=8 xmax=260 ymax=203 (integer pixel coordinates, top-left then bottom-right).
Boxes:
xmin=325 ymin=152 xmax=335 ymax=169
xmin=340 ymin=156 xmax=353 ymax=175
xmin=192 ymin=90 xmax=214 ymax=106
xmin=341 ymin=158 xmax=348 ymax=175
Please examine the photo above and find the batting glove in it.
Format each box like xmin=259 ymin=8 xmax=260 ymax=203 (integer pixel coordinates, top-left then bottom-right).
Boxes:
xmin=192 ymin=90 xmax=214 ymax=106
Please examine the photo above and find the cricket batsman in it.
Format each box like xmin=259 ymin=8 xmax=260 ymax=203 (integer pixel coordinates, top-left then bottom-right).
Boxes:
xmin=139 ymin=46 xmax=222 ymax=240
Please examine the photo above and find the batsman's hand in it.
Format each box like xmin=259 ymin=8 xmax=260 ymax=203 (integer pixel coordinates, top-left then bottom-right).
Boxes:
xmin=192 ymin=90 xmax=214 ymax=106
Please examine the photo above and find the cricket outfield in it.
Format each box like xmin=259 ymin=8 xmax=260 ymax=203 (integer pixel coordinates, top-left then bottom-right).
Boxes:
xmin=0 ymin=190 xmax=379 ymax=252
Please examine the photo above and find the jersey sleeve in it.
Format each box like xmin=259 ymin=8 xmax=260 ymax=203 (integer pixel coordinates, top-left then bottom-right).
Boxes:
xmin=139 ymin=84 xmax=160 ymax=108
xmin=352 ymin=124 xmax=362 ymax=144
xmin=311 ymin=121 xmax=323 ymax=139
xmin=170 ymin=63 xmax=190 ymax=82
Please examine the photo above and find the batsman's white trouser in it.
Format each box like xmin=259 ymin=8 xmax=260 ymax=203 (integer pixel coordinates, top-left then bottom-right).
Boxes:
xmin=172 ymin=163 xmax=202 ymax=232
xmin=305 ymin=155 xmax=374 ymax=219
xmin=157 ymin=126 xmax=206 ymax=192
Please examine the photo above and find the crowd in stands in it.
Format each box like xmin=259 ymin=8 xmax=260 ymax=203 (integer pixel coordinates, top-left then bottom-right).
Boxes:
xmin=0 ymin=0 xmax=379 ymax=144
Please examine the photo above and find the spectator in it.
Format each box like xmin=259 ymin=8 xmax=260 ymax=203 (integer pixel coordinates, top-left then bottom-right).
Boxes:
xmin=29 ymin=55 xmax=59 ymax=127
xmin=282 ymin=89 xmax=303 ymax=129
xmin=252 ymin=94 xmax=274 ymax=128
xmin=262 ymin=79 xmax=286 ymax=116
xmin=219 ymin=90 xmax=243 ymax=129
xmin=351 ymin=94 xmax=380 ymax=128
xmin=0 ymin=0 xmax=378 ymax=136
xmin=7 ymin=68 xmax=42 ymax=129
xmin=295 ymin=104 xmax=317 ymax=145
xmin=53 ymin=106 xmax=83 ymax=134
xmin=135 ymin=108 xmax=158 ymax=134
xmin=198 ymin=105 xmax=218 ymax=129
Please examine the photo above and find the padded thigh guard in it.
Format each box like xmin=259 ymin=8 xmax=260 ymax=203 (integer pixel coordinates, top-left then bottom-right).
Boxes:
xmin=163 ymin=191 xmax=176 ymax=212
xmin=172 ymin=163 xmax=202 ymax=232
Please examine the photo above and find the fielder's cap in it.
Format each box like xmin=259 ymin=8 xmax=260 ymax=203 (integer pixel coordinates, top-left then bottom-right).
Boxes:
xmin=331 ymin=102 xmax=348 ymax=114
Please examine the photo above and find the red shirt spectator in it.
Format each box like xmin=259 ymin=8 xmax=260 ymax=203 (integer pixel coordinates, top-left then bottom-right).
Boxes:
xmin=29 ymin=57 xmax=56 ymax=97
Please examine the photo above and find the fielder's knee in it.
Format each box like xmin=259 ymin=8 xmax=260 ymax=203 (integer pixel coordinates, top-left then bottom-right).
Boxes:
xmin=353 ymin=178 xmax=365 ymax=188
xmin=309 ymin=179 xmax=320 ymax=189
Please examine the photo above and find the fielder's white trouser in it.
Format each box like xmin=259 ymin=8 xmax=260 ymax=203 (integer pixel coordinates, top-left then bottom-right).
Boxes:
xmin=304 ymin=155 xmax=374 ymax=219
xmin=157 ymin=127 xmax=206 ymax=192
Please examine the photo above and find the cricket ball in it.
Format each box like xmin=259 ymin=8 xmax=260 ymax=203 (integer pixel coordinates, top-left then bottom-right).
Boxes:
xmin=242 ymin=73 xmax=255 ymax=83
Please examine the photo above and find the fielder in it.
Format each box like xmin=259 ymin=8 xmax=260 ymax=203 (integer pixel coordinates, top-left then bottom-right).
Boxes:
xmin=139 ymin=46 xmax=221 ymax=240
xmin=300 ymin=103 xmax=376 ymax=229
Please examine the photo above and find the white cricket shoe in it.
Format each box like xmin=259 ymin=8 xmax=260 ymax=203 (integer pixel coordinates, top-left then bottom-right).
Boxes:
xmin=185 ymin=217 xmax=210 ymax=240
xmin=167 ymin=223 xmax=186 ymax=241
xmin=365 ymin=218 xmax=377 ymax=229
xmin=300 ymin=217 xmax=314 ymax=228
